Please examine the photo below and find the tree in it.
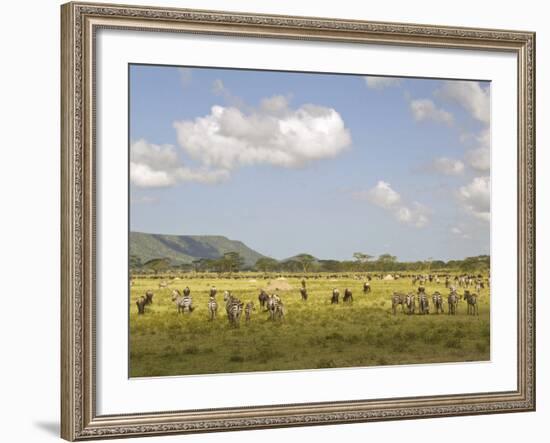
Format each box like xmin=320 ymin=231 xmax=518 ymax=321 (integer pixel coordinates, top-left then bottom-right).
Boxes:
xmin=129 ymin=254 xmax=142 ymax=269
xmin=353 ymin=252 xmax=374 ymax=271
xmin=255 ymin=257 xmax=279 ymax=272
xmin=376 ymin=253 xmax=397 ymax=272
xmin=293 ymin=254 xmax=316 ymax=273
xmin=222 ymin=252 xmax=245 ymax=272
xmin=142 ymin=258 xmax=171 ymax=274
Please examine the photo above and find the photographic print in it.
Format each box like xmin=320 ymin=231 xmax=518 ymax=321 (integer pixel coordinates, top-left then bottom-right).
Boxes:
xmin=129 ymin=65 xmax=491 ymax=378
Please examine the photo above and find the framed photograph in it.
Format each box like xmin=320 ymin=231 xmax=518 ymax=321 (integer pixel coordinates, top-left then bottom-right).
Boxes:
xmin=61 ymin=1 xmax=536 ymax=440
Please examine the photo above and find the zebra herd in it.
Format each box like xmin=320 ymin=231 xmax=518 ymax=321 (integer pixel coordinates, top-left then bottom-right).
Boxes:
xmin=391 ymin=286 xmax=479 ymax=316
xmin=135 ymin=277 xmax=483 ymax=322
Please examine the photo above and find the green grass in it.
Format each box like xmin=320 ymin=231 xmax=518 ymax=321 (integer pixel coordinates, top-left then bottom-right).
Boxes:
xmin=129 ymin=274 xmax=490 ymax=377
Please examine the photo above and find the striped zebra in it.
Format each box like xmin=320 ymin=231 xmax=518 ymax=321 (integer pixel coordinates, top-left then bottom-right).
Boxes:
xmin=447 ymin=291 xmax=459 ymax=315
xmin=245 ymin=302 xmax=255 ymax=322
xmin=267 ymin=294 xmax=284 ymax=321
xmin=210 ymin=286 xmax=217 ymax=298
xmin=227 ymin=300 xmax=244 ymax=326
xmin=172 ymin=291 xmax=193 ymax=314
xmin=405 ymin=292 xmax=416 ymax=315
xmin=331 ymin=288 xmax=340 ymax=304
xmin=136 ymin=296 xmax=147 ymax=314
xmin=299 ymin=287 xmax=308 ymax=301
xmin=392 ymin=292 xmax=406 ymax=315
xmin=207 ymin=296 xmax=218 ymax=320
xmin=418 ymin=292 xmax=430 ymax=315
xmin=343 ymin=288 xmax=353 ymax=303
xmin=258 ymin=290 xmax=269 ymax=309
xmin=144 ymin=290 xmax=154 ymax=305
xmin=432 ymin=291 xmax=444 ymax=314
xmin=464 ymin=292 xmax=479 ymax=315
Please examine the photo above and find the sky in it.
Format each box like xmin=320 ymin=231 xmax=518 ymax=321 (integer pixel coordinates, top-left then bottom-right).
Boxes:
xmin=129 ymin=64 xmax=490 ymax=262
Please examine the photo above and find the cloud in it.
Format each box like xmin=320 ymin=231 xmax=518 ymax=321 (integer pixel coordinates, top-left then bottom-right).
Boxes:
xmin=178 ymin=68 xmax=192 ymax=87
xmin=450 ymin=226 xmax=471 ymax=239
xmin=464 ymin=128 xmax=490 ymax=171
xmin=364 ymin=76 xmax=401 ymax=89
xmin=409 ymin=99 xmax=454 ymax=125
xmin=457 ymin=176 xmax=490 ymax=222
xmin=130 ymin=139 xmax=229 ymax=188
xmin=173 ymin=95 xmax=352 ymax=170
xmin=436 ymin=81 xmax=490 ymax=123
xmin=430 ymin=157 xmax=465 ymax=175
xmin=356 ymin=180 xmax=430 ymax=228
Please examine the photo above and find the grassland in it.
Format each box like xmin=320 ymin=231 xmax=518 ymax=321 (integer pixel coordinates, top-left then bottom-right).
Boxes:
xmin=129 ymin=274 xmax=490 ymax=377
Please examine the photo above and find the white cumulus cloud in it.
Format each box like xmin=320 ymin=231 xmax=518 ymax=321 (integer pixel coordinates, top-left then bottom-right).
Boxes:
xmin=437 ymin=80 xmax=490 ymax=123
xmin=355 ymin=181 xmax=430 ymax=228
xmin=457 ymin=176 xmax=490 ymax=222
xmin=409 ymin=99 xmax=454 ymax=125
xmin=431 ymin=157 xmax=465 ymax=175
xmin=173 ymin=96 xmax=352 ymax=170
xmin=464 ymin=128 xmax=490 ymax=171
xmin=364 ymin=76 xmax=401 ymax=89
xmin=130 ymin=139 xmax=229 ymax=188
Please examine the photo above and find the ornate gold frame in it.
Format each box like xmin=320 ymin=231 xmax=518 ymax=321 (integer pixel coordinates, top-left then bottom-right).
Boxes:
xmin=61 ymin=2 xmax=536 ymax=440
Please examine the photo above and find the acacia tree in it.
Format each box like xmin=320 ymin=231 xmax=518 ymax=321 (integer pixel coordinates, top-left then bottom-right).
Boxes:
xmin=222 ymin=252 xmax=245 ymax=272
xmin=353 ymin=252 xmax=374 ymax=271
xmin=294 ymin=254 xmax=316 ymax=273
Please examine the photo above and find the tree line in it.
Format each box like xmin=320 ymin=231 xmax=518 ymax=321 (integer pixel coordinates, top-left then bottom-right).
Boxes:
xmin=130 ymin=252 xmax=490 ymax=274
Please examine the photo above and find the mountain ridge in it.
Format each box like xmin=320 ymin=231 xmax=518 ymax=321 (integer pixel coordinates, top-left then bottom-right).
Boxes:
xmin=129 ymin=231 xmax=266 ymax=267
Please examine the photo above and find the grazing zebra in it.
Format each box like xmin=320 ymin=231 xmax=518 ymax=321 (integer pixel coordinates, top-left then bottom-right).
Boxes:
xmin=172 ymin=292 xmax=194 ymax=314
xmin=392 ymin=292 xmax=406 ymax=315
xmin=136 ymin=296 xmax=147 ymax=314
xmin=227 ymin=301 xmax=244 ymax=326
xmin=245 ymin=302 xmax=255 ymax=322
xmin=447 ymin=292 xmax=459 ymax=315
xmin=210 ymin=286 xmax=217 ymax=298
xmin=331 ymin=288 xmax=340 ymax=304
xmin=299 ymin=287 xmax=308 ymax=301
xmin=258 ymin=290 xmax=269 ymax=309
xmin=417 ymin=286 xmax=426 ymax=295
xmin=207 ymin=296 xmax=217 ymax=320
xmin=418 ymin=292 xmax=430 ymax=315
xmin=405 ymin=292 xmax=416 ymax=315
xmin=267 ymin=294 xmax=284 ymax=321
xmin=363 ymin=282 xmax=371 ymax=294
xmin=432 ymin=291 xmax=444 ymax=314
xmin=144 ymin=290 xmax=154 ymax=305
xmin=343 ymin=288 xmax=353 ymax=303
xmin=464 ymin=292 xmax=479 ymax=315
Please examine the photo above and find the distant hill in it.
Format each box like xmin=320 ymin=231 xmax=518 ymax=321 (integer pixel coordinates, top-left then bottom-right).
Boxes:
xmin=130 ymin=232 xmax=266 ymax=267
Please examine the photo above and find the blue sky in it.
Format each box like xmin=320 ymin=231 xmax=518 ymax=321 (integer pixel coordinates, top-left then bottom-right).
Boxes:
xmin=129 ymin=64 xmax=490 ymax=261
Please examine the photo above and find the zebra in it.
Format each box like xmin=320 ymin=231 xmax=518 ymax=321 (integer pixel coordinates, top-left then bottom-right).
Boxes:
xmin=299 ymin=287 xmax=308 ymax=301
xmin=331 ymin=288 xmax=340 ymax=304
xmin=363 ymin=281 xmax=371 ymax=294
xmin=464 ymin=292 xmax=479 ymax=315
xmin=405 ymin=292 xmax=416 ymax=315
xmin=258 ymin=290 xmax=269 ymax=309
xmin=418 ymin=292 xmax=430 ymax=315
xmin=207 ymin=296 xmax=217 ymax=320
xmin=267 ymin=294 xmax=284 ymax=321
xmin=392 ymin=292 xmax=406 ymax=315
xmin=209 ymin=286 xmax=217 ymax=298
xmin=144 ymin=290 xmax=154 ymax=305
xmin=159 ymin=281 xmax=168 ymax=289
xmin=172 ymin=291 xmax=193 ymax=313
xmin=245 ymin=302 xmax=255 ymax=322
xmin=227 ymin=301 xmax=244 ymax=326
xmin=183 ymin=286 xmax=191 ymax=297
xmin=343 ymin=288 xmax=353 ymax=303
xmin=136 ymin=296 xmax=147 ymax=314
xmin=447 ymin=292 xmax=459 ymax=315
xmin=432 ymin=291 xmax=444 ymax=314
